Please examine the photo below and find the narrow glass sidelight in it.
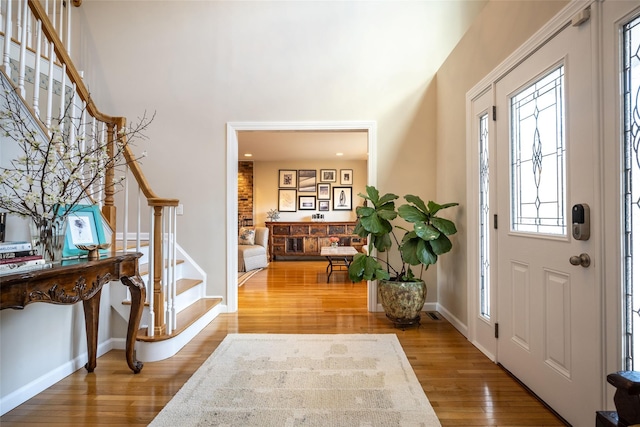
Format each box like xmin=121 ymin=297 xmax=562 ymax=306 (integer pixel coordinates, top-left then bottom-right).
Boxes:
xmin=623 ymin=15 xmax=640 ymax=371
xmin=479 ymin=113 xmax=491 ymax=319
xmin=510 ymin=66 xmax=566 ymax=236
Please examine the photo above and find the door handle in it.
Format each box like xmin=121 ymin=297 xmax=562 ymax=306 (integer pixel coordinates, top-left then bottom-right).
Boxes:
xmin=569 ymin=253 xmax=591 ymax=268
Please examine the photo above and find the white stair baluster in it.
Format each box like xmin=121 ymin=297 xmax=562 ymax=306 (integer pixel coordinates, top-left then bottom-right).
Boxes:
xmin=2 ymin=0 xmax=10 ymax=75
xmin=45 ymin=41 xmax=54 ymax=128
xmin=147 ymin=207 xmax=155 ymax=337
xmin=123 ymin=160 xmax=130 ymax=252
xmin=171 ymin=206 xmax=177 ymax=329
xmin=58 ymin=63 xmax=66 ymax=119
xmin=162 ymin=210 xmax=170 ymax=333
xmin=65 ymin=0 xmax=71 ymax=53
xmin=32 ymin=19 xmax=42 ymax=118
xmin=17 ymin=0 xmax=27 ymax=97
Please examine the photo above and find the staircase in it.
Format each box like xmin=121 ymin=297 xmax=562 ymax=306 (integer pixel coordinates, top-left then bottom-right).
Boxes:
xmin=0 ymin=0 xmax=223 ymax=362
xmin=111 ymin=240 xmax=222 ymax=362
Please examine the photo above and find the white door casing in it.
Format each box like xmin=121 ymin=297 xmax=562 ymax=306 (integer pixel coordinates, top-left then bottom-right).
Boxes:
xmin=226 ymin=121 xmax=378 ymax=313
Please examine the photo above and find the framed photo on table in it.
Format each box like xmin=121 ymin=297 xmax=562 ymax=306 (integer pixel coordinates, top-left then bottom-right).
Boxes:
xmin=278 ymin=189 xmax=297 ymax=212
xmin=340 ymin=169 xmax=353 ymax=185
xmin=60 ymin=204 xmax=107 ymax=258
xmin=298 ymin=195 xmax=316 ymax=210
xmin=279 ymin=170 xmax=297 ymax=188
xmin=333 ymin=187 xmax=352 ymax=211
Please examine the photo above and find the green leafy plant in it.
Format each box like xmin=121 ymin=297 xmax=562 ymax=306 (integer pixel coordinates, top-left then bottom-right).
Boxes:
xmin=266 ymin=209 xmax=280 ymax=221
xmin=348 ymin=185 xmax=458 ymax=283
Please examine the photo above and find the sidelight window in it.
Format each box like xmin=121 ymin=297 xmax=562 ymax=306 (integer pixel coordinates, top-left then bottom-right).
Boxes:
xmin=623 ymin=14 xmax=640 ymax=370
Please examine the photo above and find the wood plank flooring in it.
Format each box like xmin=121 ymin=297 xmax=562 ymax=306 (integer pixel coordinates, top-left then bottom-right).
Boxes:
xmin=0 ymin=260 xmax=566 ymax=426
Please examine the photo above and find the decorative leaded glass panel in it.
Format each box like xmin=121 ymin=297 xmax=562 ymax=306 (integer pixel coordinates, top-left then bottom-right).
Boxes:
xmin=479 ymin=113 xmax=490 ymax=319
xmin=623 ymin=15 xmax=640 ymax=370
xmin=510 ymin=66 xmax=566 ymax=235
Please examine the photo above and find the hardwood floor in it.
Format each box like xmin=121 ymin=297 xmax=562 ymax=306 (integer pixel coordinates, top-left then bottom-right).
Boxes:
xmin=1 ymin=261 xmax=566 ymax=426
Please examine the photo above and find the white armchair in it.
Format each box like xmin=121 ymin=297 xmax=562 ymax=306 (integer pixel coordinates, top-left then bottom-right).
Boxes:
xmin=238 ymin=226 xmax=269 ymax=272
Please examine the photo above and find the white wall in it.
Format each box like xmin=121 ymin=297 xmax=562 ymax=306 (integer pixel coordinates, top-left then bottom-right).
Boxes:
xmin=73 ymin=1 xmax=486 ymax=300
xmin=253 ymin=160 xmax=366 ymax=225
xmin=435 ymin=0 xmax=569 ymax=325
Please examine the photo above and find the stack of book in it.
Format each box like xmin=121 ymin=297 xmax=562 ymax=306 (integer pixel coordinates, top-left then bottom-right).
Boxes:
xmin=0 ymin=241 xmax=52 ymax=275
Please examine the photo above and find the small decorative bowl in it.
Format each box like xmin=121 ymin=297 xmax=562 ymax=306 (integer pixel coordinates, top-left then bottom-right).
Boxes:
xmin=76 ymin=243 xmax=111 ymax=261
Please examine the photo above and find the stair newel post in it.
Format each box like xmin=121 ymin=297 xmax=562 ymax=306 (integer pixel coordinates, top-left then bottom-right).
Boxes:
xmin=102 ymin=122 xmax=117 ymax=252
xmin=152 ymin=204 xmax=166 ymax=335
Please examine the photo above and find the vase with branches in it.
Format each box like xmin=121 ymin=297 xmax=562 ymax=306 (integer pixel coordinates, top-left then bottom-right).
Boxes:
xmin=0 ymin=75 xmax=153 ymax=261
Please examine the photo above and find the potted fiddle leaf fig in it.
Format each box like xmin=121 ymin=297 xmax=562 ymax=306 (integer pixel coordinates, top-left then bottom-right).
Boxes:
xmin=348 ymin=185 xmax=458 ymax=327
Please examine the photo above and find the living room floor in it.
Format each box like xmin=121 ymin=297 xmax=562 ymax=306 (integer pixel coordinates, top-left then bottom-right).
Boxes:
xmin=0 ymin=260 xmax=566 ymax=426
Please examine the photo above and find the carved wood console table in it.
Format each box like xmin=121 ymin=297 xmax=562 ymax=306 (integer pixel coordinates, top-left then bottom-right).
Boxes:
xmin=0 ymin=252 xmax=146 ymax=374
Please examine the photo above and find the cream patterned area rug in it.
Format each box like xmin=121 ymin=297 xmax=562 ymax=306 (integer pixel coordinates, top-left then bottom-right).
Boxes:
xmin=149 ymin=334 xmax=441 ymax=426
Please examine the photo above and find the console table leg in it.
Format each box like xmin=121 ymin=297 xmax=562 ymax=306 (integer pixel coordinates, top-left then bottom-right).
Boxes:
xmin=121 ymin=275 xmax=146 ymax=373
xmin=82 ymin=288 xmax=102 ymax=373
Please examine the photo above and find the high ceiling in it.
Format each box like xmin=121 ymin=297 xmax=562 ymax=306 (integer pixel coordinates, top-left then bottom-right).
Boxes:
xmin=237 ymin=130 xmax=368 ymax=162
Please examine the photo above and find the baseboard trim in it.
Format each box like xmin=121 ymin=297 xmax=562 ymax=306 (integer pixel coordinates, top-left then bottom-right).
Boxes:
xmin=436 ymin=303 xmax=468 ymax=338
xmin=0 ymin=338 xmax=116 ymax=416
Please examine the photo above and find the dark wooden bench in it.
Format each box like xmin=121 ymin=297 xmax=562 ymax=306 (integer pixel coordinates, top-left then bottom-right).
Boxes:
xmin=596 ymin=371 xmax=640 ymax=426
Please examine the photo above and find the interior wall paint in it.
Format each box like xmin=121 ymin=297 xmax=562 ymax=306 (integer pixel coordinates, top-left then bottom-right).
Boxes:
xmin=0 ymin=284 xmax=116 ymax=414
xmin=435 ymin=0 xmax=569 ymax=327
xmin=74 ymin=1 xmax=486 ymax=298
xmin=253 ymin=160 xmax=366 ymax=226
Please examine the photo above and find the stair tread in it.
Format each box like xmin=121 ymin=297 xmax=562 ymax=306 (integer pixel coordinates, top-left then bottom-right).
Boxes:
xmin=114 ymin=241 xmax=149 ymax=251
xmin=136 ymin=298 xmax=222 ymax=342
xmin=139 ymin=259 xmax=185 ymax=276
xmin=177 ymin=278 xmax=203 ymax=294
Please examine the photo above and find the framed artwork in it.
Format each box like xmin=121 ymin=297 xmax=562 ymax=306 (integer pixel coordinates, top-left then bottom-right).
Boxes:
xmin=333 ymin=187 xmax=352 ymax=211
xmin=298 ymin=169 xmax=317 ymax=192
xmin=278 ymin=189 xmax=297 ymax=212
xmin=320 ymin=169 xmax=337 ymax=182
xmin=340 ymin=169 xmax=353 ymax=185
xmin=317 ymin=183 xmax=331 ymax=200
xmin=60 ymin=204 xmax=106 ymax=258
xmin=298 ymin=195 xmax=316 ymax=210
xmin=279 ymin=170 xmax=297 ymax=188
xmin=318 ymin=200 xmax=330 ymax=212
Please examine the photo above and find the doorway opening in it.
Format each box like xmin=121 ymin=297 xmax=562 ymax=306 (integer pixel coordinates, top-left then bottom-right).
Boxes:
xmin=226 ymin=121 xmax=377 ymax=313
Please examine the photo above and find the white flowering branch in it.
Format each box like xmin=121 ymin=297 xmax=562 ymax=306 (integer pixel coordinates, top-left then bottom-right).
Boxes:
xmin=0 ymin=76 xmax=154 ymax=224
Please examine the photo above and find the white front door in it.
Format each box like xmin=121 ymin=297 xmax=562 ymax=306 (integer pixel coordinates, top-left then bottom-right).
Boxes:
xmin=495 ymin=13 xmax=601 ymax=427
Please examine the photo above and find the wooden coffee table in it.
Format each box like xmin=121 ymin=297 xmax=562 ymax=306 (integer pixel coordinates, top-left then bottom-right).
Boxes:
xmin=320 ymin=246 xmax=358 ymax=283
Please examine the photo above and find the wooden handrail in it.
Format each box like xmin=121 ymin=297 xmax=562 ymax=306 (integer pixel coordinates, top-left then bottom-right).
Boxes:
xmin=27 ymin=1 xmax=115 ymax=124
xmin=27 ymin=0 xmax=171 ymax=208
xmin=148 ymin=198 xmax=180 ymax=207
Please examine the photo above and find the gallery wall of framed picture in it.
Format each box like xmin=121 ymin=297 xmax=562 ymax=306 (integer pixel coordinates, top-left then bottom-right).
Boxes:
xmin=275 ymin=167 xmax=358 ymax=213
